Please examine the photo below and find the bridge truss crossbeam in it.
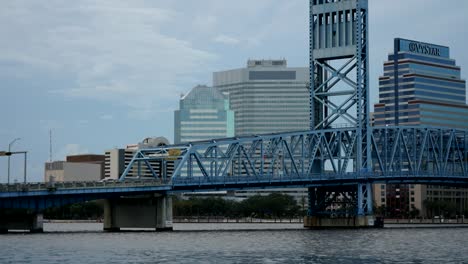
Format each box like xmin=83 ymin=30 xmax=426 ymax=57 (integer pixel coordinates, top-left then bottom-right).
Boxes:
xmin=119 ymin=126 xmax=467 ymax=216
xmin=122 ymin=126 xmax=468 ymax=185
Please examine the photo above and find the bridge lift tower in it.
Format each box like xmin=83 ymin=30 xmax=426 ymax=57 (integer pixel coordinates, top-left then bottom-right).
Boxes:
xmin=306 ymin=0 xmax=373 ymax=226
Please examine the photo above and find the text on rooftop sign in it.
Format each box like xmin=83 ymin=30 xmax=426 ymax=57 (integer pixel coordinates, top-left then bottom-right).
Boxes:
xmin=398 ymin=39 xmax=449 ymax=58
xmin=409 ymin=42 xmax=440 ymax=56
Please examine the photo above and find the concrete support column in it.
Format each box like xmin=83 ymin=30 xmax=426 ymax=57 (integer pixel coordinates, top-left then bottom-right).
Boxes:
xmin=307 ymin=187 xmax=316 ymax=216
xmin=103 ymin=199 xmax=120 ymax=232
xmin=0 ymin=211 xmax=43 ymax=233
xmin=156 ymin=195 xmax=173 ymax=231
xmin=103 ymin=195 xmax=173 ymax=232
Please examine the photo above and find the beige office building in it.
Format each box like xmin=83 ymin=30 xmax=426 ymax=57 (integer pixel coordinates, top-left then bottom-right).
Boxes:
xmin=44 ymin=154 xmax=105 ymax=182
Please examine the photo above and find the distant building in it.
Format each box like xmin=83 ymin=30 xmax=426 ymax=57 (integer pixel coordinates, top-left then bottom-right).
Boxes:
xmin=373 ymin=38 xmax=468 ymax=218
xmin=44 ymin=154 xmax=105 ymax=182
xmin=104 ymin=148 xmax=136 ymax=180
xmin=174 ymin=85 xmax=234 ymax=144
xmin=104 ymin=137 xmax=171 ymax=180
xmin=213 ymin=59 xmax=309 ymax=202
xmin=213 ymin=59 xmax=309 ymax=136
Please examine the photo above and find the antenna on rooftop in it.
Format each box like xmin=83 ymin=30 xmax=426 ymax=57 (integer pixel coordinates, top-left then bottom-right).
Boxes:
xmin=49 ymin=129 xmax=53 ymax=162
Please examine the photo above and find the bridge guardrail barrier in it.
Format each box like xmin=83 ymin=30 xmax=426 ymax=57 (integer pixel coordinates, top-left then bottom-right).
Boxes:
xmin=0 ymin=179 xmax=168 ymax=193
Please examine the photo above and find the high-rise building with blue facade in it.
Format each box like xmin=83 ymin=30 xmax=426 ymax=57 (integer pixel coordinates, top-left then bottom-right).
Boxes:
xmin=373 ymin=38 xmax=467 ymax=128
xmin=174 ymin=85 xmax=234 ymax=144
xmin=373 ymin=38 xmax=468 ymax=217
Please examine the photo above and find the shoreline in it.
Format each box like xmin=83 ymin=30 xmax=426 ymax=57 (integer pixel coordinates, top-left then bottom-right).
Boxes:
xmin=43 ymin=219 xmax=102 ymax=223
xmin=43 ymin=219 xmax=468 ymax=228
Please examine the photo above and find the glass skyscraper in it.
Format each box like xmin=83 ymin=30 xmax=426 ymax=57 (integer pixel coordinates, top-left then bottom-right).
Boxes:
xmin=174 ymin=85 xmax=234 ymax=144
xmin=213 ymin=59 xmax=309 ymax=136
xmin=374 ymin=38 xmax=467 ymax=128
xmin=373 ymin=38 xmax=468 ymax=218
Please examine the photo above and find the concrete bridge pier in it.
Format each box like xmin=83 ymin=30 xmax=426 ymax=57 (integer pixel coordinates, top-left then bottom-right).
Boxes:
xmin=304 ymin=184 xmax=377 ymax=228
xmin=104 ymin=194 xmax=173 ymax=232
xmin=0 ymin=210 xmax=43 ymax=233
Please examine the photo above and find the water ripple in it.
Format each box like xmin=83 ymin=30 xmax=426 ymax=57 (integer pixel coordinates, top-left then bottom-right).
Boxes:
xmin=0 ymin=223 xmax=468 ymax=263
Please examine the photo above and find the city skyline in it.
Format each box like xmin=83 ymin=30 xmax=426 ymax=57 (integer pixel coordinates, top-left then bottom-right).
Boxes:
xmin=1 ymin=0 xmax=468 ymax=182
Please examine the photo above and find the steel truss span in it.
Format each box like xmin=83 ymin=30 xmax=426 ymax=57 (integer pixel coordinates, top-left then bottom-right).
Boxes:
xmin=121 ymin=126 xmax=468 ymax=187
xmin=1 ymin=126 xmax=466 ymax=210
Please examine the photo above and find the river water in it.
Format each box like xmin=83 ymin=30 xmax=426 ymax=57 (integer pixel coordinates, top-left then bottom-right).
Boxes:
xmin=1 ymin=223 xmax=468 ymax=263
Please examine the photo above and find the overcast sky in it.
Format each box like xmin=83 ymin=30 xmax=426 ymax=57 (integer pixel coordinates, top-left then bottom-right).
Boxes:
xmin=1 ymin=0 xmax=468 ymax=182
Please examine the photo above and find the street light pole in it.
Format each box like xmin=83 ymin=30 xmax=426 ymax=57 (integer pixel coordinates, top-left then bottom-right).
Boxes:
xmin=7 ymin=138 xmax=21 ymax=184
xmin=24 ymin=151 xmax=27 ymax=183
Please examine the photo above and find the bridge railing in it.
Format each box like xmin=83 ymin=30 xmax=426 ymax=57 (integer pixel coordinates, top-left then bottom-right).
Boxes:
xmin=0 ymin=179 xmax=168 ymax=192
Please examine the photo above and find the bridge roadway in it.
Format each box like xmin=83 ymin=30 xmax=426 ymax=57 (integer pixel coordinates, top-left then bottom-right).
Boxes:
xmin=1 ymin=172 xmax=468 ymax=210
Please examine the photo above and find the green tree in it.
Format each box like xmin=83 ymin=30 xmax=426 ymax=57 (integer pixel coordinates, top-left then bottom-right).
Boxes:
xmin=43 ymin=201 xmax=103 ymax=220
xmin=173 ymin=193 xmax=299 ymax=218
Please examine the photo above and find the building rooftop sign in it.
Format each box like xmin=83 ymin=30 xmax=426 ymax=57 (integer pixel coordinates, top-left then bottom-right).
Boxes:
xmin=397 ymin=38 xmax=449 ymax=58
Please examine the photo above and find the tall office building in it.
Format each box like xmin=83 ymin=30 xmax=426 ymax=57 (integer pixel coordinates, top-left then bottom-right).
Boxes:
xmin=373 ymin=38 xmax=468 ymax=217
xmin=213 ymin=59 xmax=310 ymax=136
xmin=174 ymin=85 xmax=234 ymax=144
xmin=213 ymin=60 xmax=309 ymax=204
xmin=374 ymin=38 xmax=467 ymax=128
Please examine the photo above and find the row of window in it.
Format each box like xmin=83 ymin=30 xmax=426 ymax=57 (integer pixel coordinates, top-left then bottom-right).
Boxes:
xmin=374 ymin=104 xmax=417 ymax=112
xmin=214 ymin=81 xmax=308 ymax=88
xmin=380 ymin=83 xmax=465 ymax=95
xmin=383 ymin=63 xmax=460 ymax=78
xmin=379 ymin=76 xmax=465 ymax=88
xmin=388 ymin=53 xmax=456 ymax=66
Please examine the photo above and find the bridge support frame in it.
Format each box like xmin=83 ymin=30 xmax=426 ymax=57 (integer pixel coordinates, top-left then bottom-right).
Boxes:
xmin=357 ymin=182 xmax=373 ymax=216
xmin=305 ymin=183 xmax=375 ymax=228
xmin=104 ymin=194 xmax=173 ymax=232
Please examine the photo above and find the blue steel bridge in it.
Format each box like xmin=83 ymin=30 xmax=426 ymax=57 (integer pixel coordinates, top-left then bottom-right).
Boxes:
xmin=1 ymin=0 xmax=468 ymax=229
xmin=1 ymin=126 xmax=467 ymax=212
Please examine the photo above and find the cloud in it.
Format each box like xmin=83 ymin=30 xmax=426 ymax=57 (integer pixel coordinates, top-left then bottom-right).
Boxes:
xmin=55 ymin=144 xmax=89 ymax=160
xmin=77 ymin=120 xmax=89 ymax=126
xmin=100 ymin=114 xmax=113 ymax=120
xmin=213 ymin=35 xmax=240 ymax=45
xmin=126 ymin=106 xmax=175 ymax=121
xmin=192 ymin=15 xmax=217 ymax=32
xmin=39 ymin=120 xmax=64 ymax=132
xmin=0 ymin=1 xmax=217 ymax=119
